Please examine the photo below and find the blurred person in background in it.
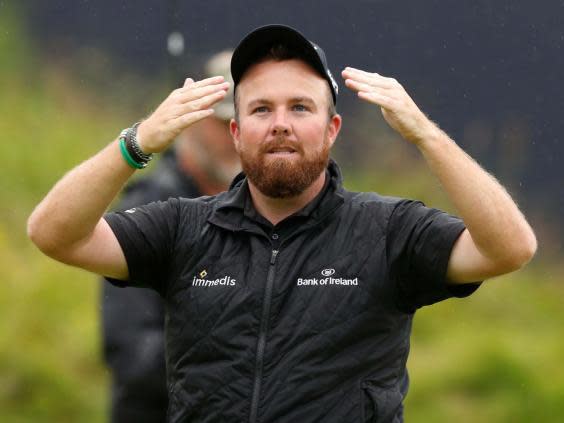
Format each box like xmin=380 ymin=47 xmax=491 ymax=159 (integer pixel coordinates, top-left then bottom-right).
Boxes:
xmin=101 ymin=50 xmax=240 ymax=423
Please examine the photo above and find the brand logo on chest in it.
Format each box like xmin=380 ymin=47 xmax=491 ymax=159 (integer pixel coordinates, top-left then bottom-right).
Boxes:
xmin=297 ymin=268 xmax=358 ymax=286
xmin=191 ymin=269 xmax=237 ymax=287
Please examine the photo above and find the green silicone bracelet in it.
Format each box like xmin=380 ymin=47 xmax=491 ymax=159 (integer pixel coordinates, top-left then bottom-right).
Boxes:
xmin=119 ymin=138 xmax=144 ymax=169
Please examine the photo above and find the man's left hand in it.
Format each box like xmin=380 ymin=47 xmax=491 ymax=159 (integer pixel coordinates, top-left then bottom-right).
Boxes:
xmin=342 ymin=67 xmax=438 ymax=145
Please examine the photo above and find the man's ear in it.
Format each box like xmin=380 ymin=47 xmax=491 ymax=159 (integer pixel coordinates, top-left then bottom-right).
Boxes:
xmin=326 ymin=114 xmax=342 ymax=148
xmin=230 ymin=119 xmax=241 ymax=152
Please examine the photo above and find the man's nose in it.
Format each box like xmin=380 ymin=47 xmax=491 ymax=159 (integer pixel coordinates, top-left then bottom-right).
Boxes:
xmin=270 ymin=110 xmax=292 ymax=136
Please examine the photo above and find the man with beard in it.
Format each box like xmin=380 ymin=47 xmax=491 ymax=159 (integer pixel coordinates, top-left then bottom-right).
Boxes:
xmin=29 ymin=25 xmax=536 ymax=422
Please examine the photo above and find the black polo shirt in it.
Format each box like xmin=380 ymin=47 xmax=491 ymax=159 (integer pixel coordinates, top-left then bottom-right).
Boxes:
xmin=104 ymin=159 xmax=480 ymax=423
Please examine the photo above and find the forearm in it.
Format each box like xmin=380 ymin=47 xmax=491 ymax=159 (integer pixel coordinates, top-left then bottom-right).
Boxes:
xmin=28 ymin=139 xmax=135 ymax=255
xmin=342 ymin=67 xmax=536 ymax=275
xmin=416 ymin=125 xmax=537 ymax=265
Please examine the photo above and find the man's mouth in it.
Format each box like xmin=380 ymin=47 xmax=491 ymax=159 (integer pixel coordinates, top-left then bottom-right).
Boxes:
xmin=261 ymin=142 xmax=301 ymax=158
xmin=267 ymin=146 xmax=297 ymax=155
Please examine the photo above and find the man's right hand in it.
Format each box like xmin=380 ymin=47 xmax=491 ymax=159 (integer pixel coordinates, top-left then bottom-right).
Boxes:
xmin=137 ymin=76 xmax=230 ymax=154
xmin=27 ymin=76 xmax=229 ymax=281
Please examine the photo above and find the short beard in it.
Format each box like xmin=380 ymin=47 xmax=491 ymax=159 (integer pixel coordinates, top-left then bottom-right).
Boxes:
xmin=239 ymin=135 xmax=330 ymax=199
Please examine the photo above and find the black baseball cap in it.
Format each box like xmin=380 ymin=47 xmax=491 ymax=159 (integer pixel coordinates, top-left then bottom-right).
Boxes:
xmin=231 ymin=24 xmax=338 ymax=105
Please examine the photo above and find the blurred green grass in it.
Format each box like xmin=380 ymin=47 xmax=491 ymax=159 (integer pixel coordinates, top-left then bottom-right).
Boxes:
xmin=1 ymin=5 xmax=563 ymax=422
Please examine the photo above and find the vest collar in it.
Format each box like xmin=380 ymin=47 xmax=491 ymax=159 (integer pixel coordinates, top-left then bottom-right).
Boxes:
xmin=208 ymin=159 xmax=345 ymax=233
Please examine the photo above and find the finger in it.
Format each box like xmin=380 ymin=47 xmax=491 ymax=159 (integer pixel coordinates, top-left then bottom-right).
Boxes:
xmin=342 ymin=67 xmax=394 ymax=89
xmin=179 ymin=75 xmax=225 ymax=93
xmin=358 ymin=91 xmax=396 ymax=109
xmin=174 ymin=109 xmax=215 ymax=129
xmin=342 ymin=71 xmax=393 ymax=90
xmin=177 ymin=90 xmax=228 ymax=115
xmin=345 ymin=78 xmax=392 ymax=94
xmin=343 ymin=66 xmax=385 ymax=78
xmin=183 ymin=77 xmax=194 ymax=88
xmin=178 ymin=82 xmax=230 ymax=104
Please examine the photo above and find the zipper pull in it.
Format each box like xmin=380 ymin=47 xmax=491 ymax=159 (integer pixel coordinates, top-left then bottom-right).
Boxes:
xmin=270 ymin=249 xmax=279 ymax=265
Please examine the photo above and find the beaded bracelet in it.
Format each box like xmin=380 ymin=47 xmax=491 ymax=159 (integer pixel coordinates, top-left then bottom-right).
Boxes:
xmin=126 ymin=122 xmax=153 ymax=163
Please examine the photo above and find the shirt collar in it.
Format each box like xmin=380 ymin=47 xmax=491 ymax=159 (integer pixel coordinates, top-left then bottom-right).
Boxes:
xmin=209 ymin=158 xmax=344 ymax=232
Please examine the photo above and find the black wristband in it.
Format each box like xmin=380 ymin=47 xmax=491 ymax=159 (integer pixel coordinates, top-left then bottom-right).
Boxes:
xmin=124 ymin=122 xmax=153 ymax=167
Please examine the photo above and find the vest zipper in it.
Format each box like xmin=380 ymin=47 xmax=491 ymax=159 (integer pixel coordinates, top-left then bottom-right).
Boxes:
xmin=249 ymin=249 xmax=279 ymax=423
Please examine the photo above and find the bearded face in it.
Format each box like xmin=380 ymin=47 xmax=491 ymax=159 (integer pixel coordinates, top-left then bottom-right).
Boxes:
xmin=237 ymin=130 xmax=331 ymax=198
xmin=231 ymin=59 xmax=341 ymax=199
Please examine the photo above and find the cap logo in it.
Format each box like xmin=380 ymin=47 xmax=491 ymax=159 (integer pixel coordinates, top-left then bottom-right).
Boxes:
xmin=326 ymin=69 xmax=338 ymax=95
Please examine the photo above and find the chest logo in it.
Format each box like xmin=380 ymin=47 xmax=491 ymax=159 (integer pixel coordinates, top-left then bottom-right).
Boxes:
xmin=297 ymin=269 xmax=358 ymax=286
xmin=192 ymin=269 xmax=236 ymax=287
xmin=321 ymin=268 xmax=335 ymax=276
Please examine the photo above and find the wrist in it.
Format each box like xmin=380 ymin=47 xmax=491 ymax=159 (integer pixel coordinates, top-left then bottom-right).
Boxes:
xmin=411 ymin=119 xmax=445 ymax=149
xmin=118 ymin=122 xmax=154 ymax=169
xmin=136 ymin=121 xmax=154 ymax=153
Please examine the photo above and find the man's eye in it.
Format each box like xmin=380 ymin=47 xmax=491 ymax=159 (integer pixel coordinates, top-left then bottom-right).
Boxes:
xmin=253 ymin=106 xmax=269 ymax=113
xmin=293 ymin=104 xmax=308 ymax=112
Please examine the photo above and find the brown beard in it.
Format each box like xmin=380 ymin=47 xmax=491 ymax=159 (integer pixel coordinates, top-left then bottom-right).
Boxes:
xmin=239 ymin=135 xmax=330 ymax=198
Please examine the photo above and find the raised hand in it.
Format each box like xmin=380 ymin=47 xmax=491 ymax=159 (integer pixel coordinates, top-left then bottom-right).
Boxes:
xmin=342 ymin=67 xmax=438 ymax=145
xmin=137 ymin=76 xmax=230 ymax=153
